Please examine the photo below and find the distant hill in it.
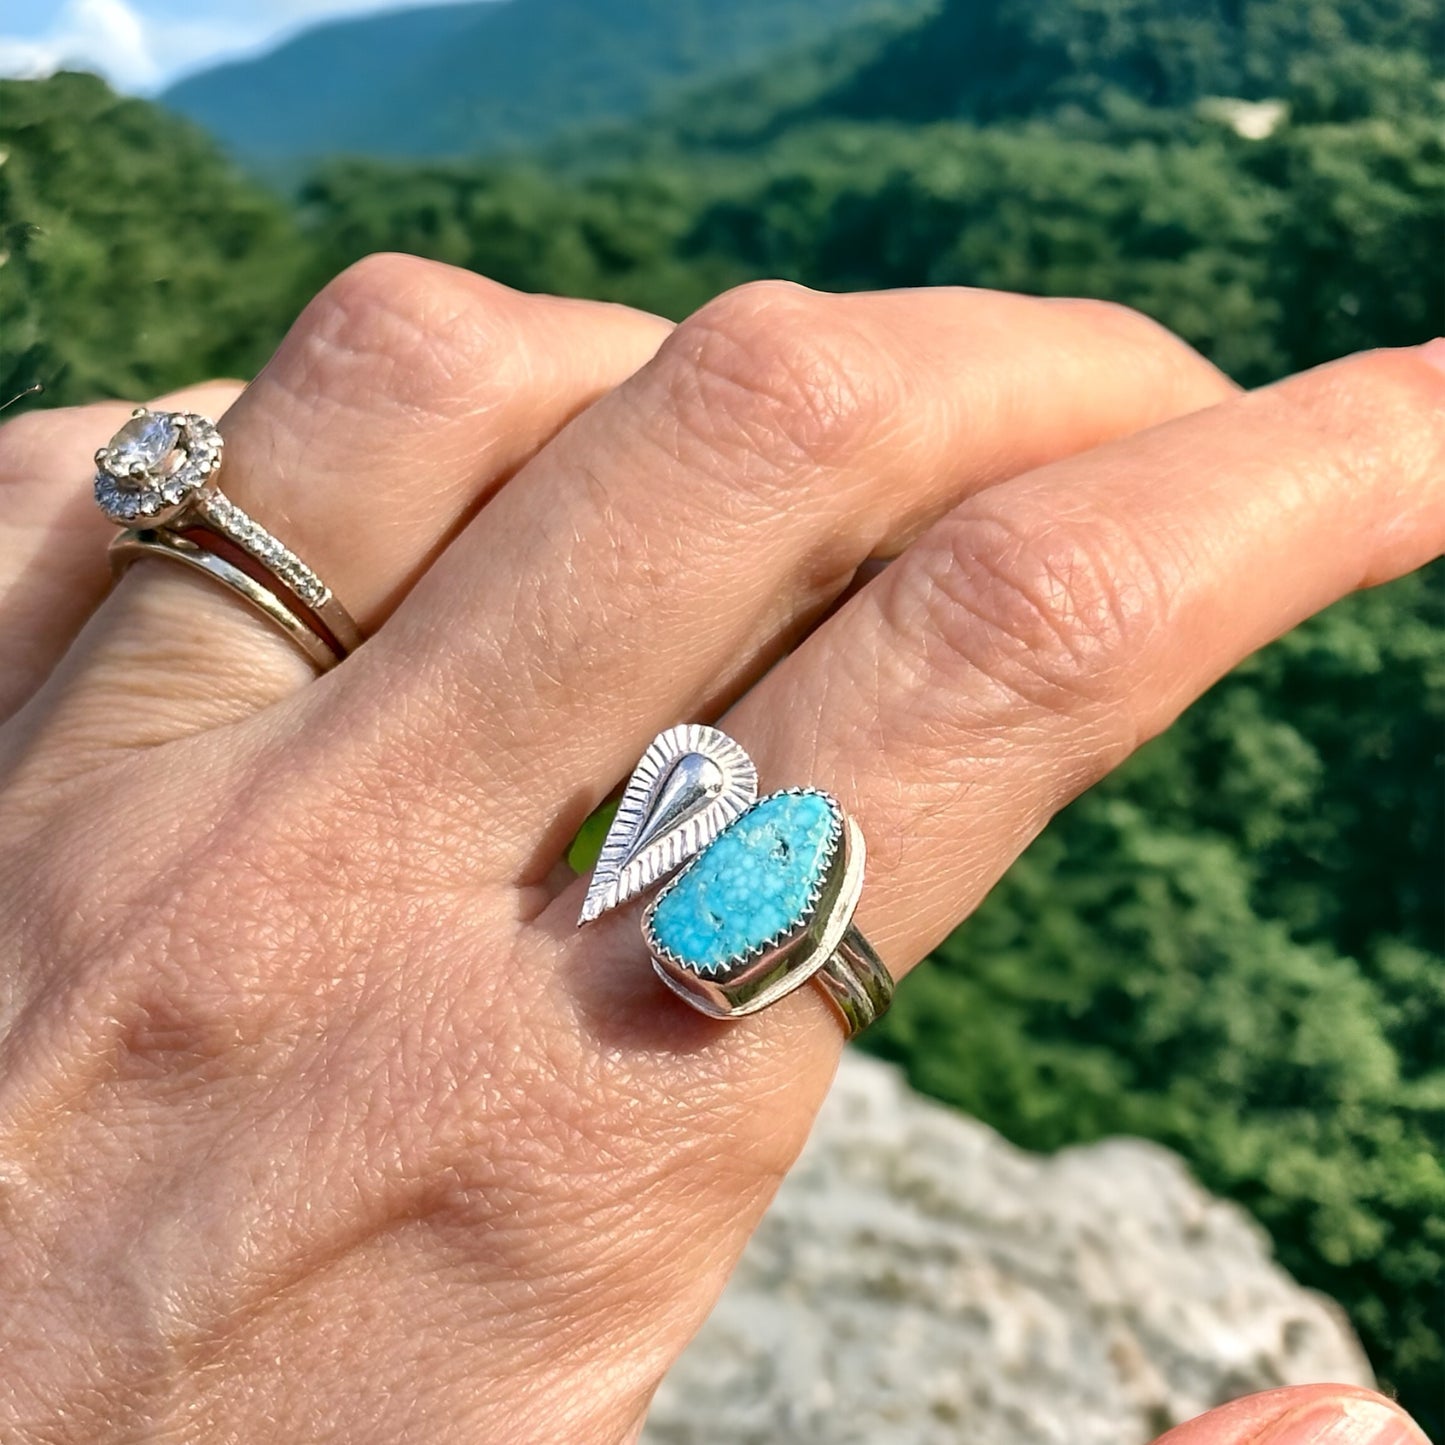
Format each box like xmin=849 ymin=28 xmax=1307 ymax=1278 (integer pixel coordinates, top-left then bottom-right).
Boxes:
xmin=773 ymin=0 xmax=1439 ymax=124
xmin=163 ymin=0 xmax=1438 ymax=167
xmin=612 ymin=0 xmax=1441 ymax=153
xmin=160 ymin=0 xmax=935 ymax=163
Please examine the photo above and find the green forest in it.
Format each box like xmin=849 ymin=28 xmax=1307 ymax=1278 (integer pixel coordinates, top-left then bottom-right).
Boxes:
xmin=2 ymin=0 xmax=1441 ymax=1425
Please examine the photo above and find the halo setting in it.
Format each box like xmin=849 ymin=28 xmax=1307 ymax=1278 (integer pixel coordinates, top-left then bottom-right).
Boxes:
xmin=94 ymin=409 xmax=223 ymax=526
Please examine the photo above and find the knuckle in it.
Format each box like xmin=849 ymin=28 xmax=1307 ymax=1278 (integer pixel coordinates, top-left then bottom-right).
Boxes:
xmin=295 ymin=252 xmax=525 ymax=413
xmin=1055 ymin=297 xmax=1192 ymax=365
xmin=1329 ymin=343 xmax=1445 ymax=410
xmin=316 ymin=250 xmax=461 ymax=319
xmin=662 ymin=280 xmax=894 ymax=479
xmin=896 ymin=501 xmax=1167 ymax=718
xmin=1045 ymin=296 xmax=1231 ymax=405
xmin=1050 ymin=295 xmax=1162 ymax=340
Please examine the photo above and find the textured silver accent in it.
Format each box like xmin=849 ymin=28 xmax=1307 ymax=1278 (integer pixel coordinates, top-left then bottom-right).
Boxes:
xmin=578 ymin=723 xmax=758 ymax=925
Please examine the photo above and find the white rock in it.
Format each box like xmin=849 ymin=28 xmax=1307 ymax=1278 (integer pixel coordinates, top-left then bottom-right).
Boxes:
xmin=643 ymin=1053 xmax=1370 ymax=1445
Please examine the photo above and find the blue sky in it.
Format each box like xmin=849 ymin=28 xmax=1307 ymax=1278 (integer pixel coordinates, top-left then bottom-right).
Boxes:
xmin=0 ymin=0 xmax=482 ymax=91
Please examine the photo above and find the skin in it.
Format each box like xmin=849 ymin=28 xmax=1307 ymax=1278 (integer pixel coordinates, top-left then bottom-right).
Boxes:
xmin=0 ymin=257 xmax=1437 ymax=1444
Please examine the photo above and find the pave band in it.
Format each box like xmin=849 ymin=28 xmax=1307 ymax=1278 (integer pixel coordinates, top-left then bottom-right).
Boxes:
xmin=578 ymin=725 xmax=894 ymax=1040
xmin=191 ymin=490 xmax=342 ymax=619
xmin=94 ymin=408 xmax=360 ymax=671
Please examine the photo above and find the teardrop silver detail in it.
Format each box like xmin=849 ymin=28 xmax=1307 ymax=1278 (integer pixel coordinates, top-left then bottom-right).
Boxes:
xmin=577 ymin=724 xmax=758 ymax=926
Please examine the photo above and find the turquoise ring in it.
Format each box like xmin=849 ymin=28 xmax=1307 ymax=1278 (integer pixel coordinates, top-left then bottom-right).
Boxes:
xmin=577 ymin=726 xmax=893 ymax=1038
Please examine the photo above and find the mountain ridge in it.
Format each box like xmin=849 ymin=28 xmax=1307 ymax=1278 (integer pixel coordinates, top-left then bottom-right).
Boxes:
xmin=161 ymin=0 xmax=937 ymax=163
xmin=162 ymin=0 xmax=1438 ymax=170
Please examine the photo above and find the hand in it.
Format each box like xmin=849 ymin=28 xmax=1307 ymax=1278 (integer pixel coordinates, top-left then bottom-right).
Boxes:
xmin=0 ymin=259 xmax=1438 ymax=1442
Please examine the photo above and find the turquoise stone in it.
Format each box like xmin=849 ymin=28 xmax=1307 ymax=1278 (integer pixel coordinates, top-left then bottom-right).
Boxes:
xmin=648 ymin=791 xmax=840 ymax=974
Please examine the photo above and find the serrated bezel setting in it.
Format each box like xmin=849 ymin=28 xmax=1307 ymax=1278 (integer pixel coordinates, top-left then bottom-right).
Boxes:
xmin=643 ymin=788 xmax=867 ymax=1020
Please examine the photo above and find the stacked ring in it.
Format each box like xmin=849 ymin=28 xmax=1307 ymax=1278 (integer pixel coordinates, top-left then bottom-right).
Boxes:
xmin=95 ymin=409 xmax=361 ymax=671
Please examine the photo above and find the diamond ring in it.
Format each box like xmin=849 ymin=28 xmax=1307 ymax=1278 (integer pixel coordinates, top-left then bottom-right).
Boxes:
xmin=578 ymin=725 xmax=894 ymax=1039
xmin=95 ymin=409 xmax=361 ymax=670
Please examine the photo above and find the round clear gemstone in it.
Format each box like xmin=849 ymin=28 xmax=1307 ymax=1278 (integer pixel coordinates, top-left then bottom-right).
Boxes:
xmin=108 ymin=412 xmax=180 ymax=481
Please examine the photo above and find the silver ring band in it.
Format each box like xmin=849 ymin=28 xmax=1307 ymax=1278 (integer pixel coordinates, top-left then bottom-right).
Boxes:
xmin=109 ymin=528 xmax=350 ymax=672
xmin=815 ymin=925 xmax=894 ymax=1038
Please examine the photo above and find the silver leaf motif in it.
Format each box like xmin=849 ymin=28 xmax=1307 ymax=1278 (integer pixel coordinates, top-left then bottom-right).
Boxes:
xmin=578 ymin=724 xmax=757 ymax=926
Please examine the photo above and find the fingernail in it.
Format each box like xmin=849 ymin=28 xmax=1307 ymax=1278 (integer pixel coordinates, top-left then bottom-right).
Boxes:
xmin=1418 ymin=337 xmax=1445 ymax=374
xmin=1256 ymin=1395 xmax=1423 ymax=1445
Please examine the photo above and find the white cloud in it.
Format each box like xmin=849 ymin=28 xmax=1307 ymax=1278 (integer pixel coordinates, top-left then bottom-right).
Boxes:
xmin=0 ymin=0 xmax=265 ymax=91
xmin=0 ymin=0 xmax=493 ymax=91
xmin=0 ymin=0 xmax=158 ymax=87
xmin=249 ymin=0 xmax=492 ymax=22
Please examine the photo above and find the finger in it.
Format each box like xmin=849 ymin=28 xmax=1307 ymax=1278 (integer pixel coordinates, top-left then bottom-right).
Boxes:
xmin=0 ymin=382 xmax=243 ymax=721
xmin=20 ymin=256 xmax=671 ymax=764
xmin=715 ymin=344 xmax=1445 ymax=975
xmin=1151 ymin=1386 xmax=1425 ymax=1444
xmin=516 ymin=344 xmax=1442 ymax=1431
xmin=359 ymin=283 xmax=1235 ymax=867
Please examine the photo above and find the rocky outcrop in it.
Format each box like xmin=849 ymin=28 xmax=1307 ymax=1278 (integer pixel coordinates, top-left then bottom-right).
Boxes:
xmin=643 ymin=1053 xmax=1370 ymax=1445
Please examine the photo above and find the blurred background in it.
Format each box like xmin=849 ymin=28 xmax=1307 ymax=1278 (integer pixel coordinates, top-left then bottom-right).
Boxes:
xmin=1 ymin=0 xmax=1441 ymax=1429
